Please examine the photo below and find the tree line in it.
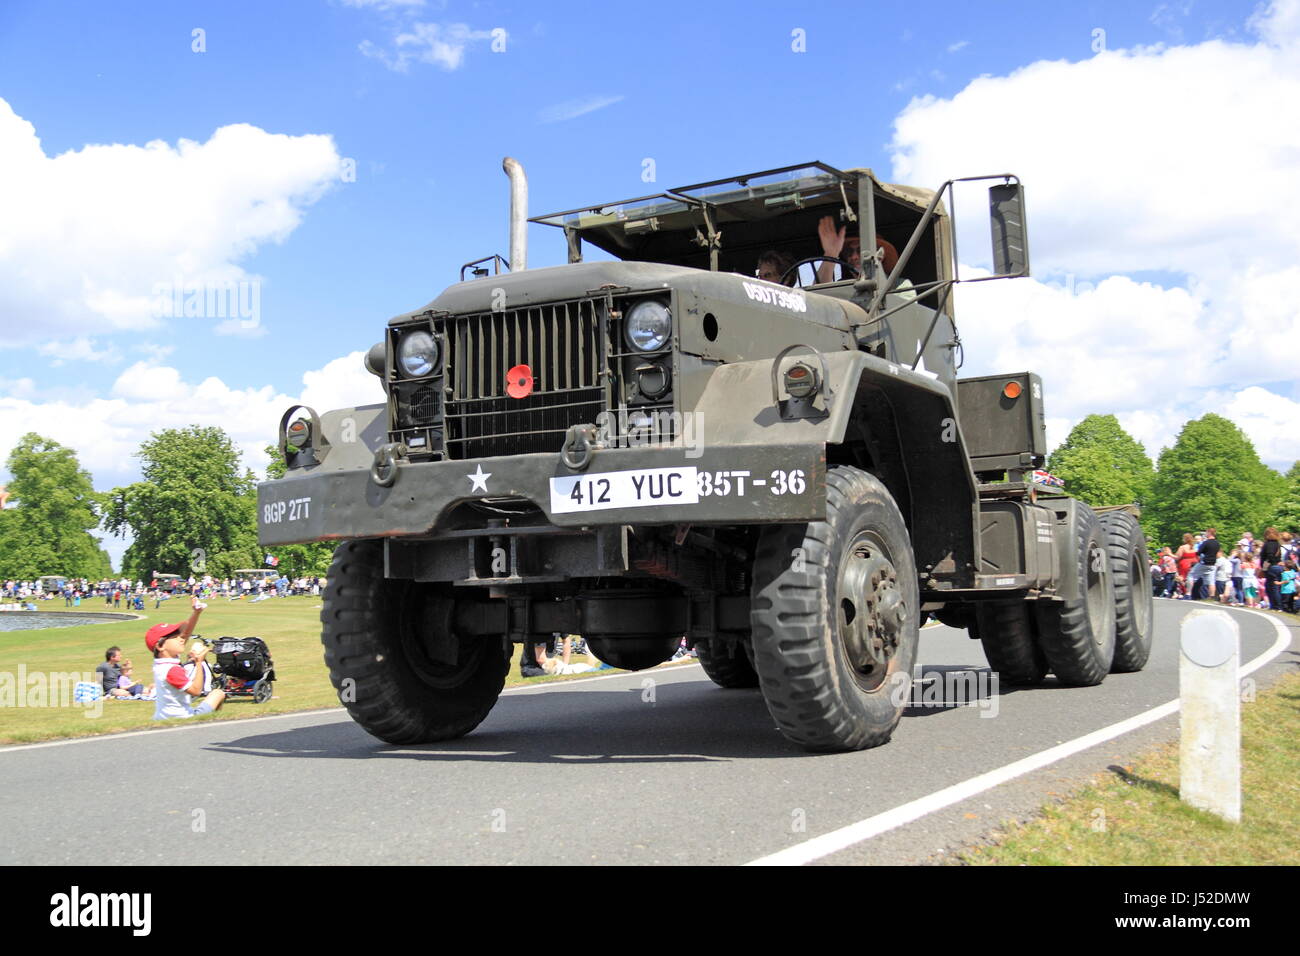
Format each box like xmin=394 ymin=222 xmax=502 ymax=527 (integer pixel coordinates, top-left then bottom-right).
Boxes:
xmin=0 ymin=413 xmax=1294 ymax=579
xmin=1046 ymin=413 xmax=1297 ymax=548
xmin=0 ymin=427 xmax=331 ymax=581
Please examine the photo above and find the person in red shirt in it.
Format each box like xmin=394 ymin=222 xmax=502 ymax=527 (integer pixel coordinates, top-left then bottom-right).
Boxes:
xmin=145 ymin=598 xmax=225 ymax=720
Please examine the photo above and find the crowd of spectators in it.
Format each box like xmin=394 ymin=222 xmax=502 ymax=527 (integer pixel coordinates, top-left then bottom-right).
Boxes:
xmin=3 ymin=573 xmax=325 ymax=608
xmin=1151 ymin=527 xmax=1298 ymax=613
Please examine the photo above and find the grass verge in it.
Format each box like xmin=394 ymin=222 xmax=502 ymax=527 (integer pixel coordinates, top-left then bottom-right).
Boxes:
xmin=957 ymin=668 xmax=1300 ymax=865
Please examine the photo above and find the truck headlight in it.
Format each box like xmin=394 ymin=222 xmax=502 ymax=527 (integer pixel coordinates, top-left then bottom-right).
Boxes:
xmin=624 ymin=300 xmax=672 ymax=353
xmin=397 ymin=331 xmax=439 ymax=377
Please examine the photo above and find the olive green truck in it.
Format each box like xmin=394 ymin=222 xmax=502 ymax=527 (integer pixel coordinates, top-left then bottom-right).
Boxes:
xmin=258 ymin=160 xmax=1152 ymax=752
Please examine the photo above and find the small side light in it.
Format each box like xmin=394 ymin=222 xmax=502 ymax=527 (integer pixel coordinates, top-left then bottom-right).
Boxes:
xmin=285 ymin=417 xmax=311 ymax=453
xmin=784 ymin=362 xmax=819 ymax=400
xmin=1002 ymin=381 xmax=1023 ymax=400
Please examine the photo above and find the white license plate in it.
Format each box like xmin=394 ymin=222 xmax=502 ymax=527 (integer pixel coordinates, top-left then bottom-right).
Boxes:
xmin=550 ymin=467 xmax=699 ymax=514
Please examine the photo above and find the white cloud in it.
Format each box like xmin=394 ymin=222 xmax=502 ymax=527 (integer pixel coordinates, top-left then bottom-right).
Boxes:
xmin=0 ymin=100 xmax=341 ymax=351
xmin=0 ymin=352 xmax=384 ymax=492
xmin=359 ymin=22 xmax=498 ymax=72
xmin=888 ymin=1 xmax=1300 ymax=468
xmin=37 ymin=337 xmax=122 ymax=366
xmin=946 ymin=40 xmax=969 ymax=53
xmin=538 ymin=94 xmax=625 ymax=124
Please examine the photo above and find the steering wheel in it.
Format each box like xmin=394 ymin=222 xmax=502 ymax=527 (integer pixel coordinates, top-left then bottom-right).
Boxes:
xmin=780 ymin=256 xmax=858 ymax=288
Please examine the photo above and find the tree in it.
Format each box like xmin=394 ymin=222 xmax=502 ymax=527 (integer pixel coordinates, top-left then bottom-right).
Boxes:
xmin=262 ymin=445 xmax=335 ymax=577
xmin=1047 ymin=415 xmax=1155 ymax=509
xmin=105 ymin=426 xmax=261 ymax=580
xmin=1146 ymin=414 xmax=1285 ymax=548
xmin=0 ymin=434 xmax=113 ymax=579
xmin=1267 ymin=471 xmax=1300 ymax=533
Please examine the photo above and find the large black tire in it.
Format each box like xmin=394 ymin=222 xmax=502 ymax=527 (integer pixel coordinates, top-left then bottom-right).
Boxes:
xmin=1033 ymin=505 xmax=1116 ymax=686
xmin=321 ymin=540 xmax=510 ymax=744
xmin=695 ymin=638 xmax=759 ymax=688
xmin=974 ymin=602 xmax=1048 ymax=686
xmin=750 ymin=466 xmax=920 ymax=752
xmin=1099 ymin=511 xmax=1154 ymax=672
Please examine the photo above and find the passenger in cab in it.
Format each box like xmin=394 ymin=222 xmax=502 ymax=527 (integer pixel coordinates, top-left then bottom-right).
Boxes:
xmin=755 ymin=249 xmax=797 ymax=286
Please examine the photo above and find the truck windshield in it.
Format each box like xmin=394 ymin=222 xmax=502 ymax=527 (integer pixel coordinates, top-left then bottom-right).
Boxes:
xmin=532 ymin=161 xmax=942 ymax=290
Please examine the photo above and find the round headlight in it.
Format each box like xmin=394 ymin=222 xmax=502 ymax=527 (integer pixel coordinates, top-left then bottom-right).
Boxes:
xmin=398 ymin=330 xmax=439 ymax=377
xmin=624 ymin=300 xmax=672 ymax=353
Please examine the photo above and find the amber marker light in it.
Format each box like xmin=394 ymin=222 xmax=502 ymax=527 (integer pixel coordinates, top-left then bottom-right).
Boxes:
xmin=1002 ymin=381 xmax=1023 ymax=399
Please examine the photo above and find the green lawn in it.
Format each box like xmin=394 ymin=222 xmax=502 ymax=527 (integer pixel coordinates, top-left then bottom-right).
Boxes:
xmin=0 ymin=596 xmax=673 ymax=744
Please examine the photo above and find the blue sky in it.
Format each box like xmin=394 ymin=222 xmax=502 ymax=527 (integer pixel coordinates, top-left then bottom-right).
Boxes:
xmin=0 ymin=0 xmax=1255 ymax=395
xmin=0 ymin=0 xmax=1293 ymax=569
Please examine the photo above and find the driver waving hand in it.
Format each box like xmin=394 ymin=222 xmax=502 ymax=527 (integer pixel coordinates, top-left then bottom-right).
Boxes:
xmin=814 ymin=216 xmax=899 ymax=285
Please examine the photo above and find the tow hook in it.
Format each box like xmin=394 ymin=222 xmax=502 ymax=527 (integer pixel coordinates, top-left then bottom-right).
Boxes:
xmin=561 ymin=424 xmax=596 ymax=471
xmin=370 ymin=442 xmax=408 ymax=487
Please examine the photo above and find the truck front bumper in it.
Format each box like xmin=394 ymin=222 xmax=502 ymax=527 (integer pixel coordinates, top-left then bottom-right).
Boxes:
xmin=257 ymin=443 xmax=828 ymax=546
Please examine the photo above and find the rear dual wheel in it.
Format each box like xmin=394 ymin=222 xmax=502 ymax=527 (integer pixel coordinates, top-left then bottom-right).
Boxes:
xmin=1033 ymin=505 xmax=1116 ymax=686
xmin=1099 ymin=511 xmax=1154 ymax=673
xmin=973 ymin=602 xmax=1048 ymax=686
xmin=695 ymin=638 xmax=759 ymax=688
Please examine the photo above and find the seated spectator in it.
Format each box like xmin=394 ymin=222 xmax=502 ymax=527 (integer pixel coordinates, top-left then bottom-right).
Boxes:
xmin=146 ymin=598 xmax=225 ymax=720
xmin=116 ymin=659 xmax=153 ymax=698
xmin=95 ymin=647 xmax=134 ymax=699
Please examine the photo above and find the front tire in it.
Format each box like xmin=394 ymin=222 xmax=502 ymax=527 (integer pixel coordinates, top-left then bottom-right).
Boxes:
xmin=321 ymin=540 xmax=509 ymax=744
xmin=1033 ymin=505 xmax=1116 ymax=686
xmin=750 ymin=466 xmax=919 ymax=752
xmin=1099 ymin=511 xmax=1154 ymax=672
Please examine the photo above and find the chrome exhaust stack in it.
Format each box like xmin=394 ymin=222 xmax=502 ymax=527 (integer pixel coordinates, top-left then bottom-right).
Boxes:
xmin=503 ymin=156 xmax=527 ymax=271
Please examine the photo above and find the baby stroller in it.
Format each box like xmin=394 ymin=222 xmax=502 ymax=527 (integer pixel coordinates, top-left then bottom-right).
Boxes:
xmin=209 ymin=636 xmax=276 ymax=703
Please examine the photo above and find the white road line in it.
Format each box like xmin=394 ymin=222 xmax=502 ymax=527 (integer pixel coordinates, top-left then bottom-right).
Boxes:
xmin=745 ymin=607 xmax=1292 ymax=866
xmin=0 ymin=661 xmax=702 ymax=753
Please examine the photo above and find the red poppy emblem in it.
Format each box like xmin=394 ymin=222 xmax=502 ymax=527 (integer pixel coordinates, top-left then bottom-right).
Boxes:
xmin=506 ymin=364 xmax=534 ymax=399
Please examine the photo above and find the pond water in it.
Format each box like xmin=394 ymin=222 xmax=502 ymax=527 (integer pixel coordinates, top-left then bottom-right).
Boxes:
xmin=0 ymin=611 xmax=137 ymax=632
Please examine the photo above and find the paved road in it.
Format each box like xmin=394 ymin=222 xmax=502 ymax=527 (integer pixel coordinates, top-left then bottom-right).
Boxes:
xmin=1 ymin=602 xmax=1292 ymax=865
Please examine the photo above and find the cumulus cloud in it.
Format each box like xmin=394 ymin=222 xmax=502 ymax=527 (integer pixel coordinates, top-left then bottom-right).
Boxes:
xmin=891 ymin=1 xmax=1299 ymax=468
xmin=0 ymin=100 xmax=342 ymax=351
xmin=0 ymin=351 xmax=383 ymax=491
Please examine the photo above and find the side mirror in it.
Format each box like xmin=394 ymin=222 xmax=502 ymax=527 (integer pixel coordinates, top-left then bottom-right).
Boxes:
xmin=989 ymin=183 xmax=1030 ymax=277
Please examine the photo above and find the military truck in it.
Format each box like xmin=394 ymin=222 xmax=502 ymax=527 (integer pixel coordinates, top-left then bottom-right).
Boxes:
xmin=258 ymin=160 xmax=1153 ymax=752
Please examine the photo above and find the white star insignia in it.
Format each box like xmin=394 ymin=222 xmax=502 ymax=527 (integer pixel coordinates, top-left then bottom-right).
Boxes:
xmin=467 ymin=464 xmax=491 ymax=493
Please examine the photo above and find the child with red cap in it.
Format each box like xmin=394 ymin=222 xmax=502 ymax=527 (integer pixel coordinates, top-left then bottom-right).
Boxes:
xmin=145 ymin=597 xmax=225 ymax=720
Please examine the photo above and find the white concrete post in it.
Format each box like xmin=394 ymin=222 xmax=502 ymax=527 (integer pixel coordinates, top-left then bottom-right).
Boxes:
xmin=1179 ymin=609 xmax=1240 ymax=823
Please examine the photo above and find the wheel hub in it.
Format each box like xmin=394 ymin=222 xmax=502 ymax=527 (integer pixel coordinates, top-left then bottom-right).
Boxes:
xmin=838 ymin=534 xmax=906 ymax=683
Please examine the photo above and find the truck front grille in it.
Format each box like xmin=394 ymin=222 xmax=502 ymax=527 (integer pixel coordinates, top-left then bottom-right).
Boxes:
xmin=442 ymin=299 xmax=607 ymax=459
